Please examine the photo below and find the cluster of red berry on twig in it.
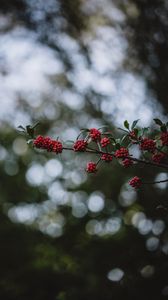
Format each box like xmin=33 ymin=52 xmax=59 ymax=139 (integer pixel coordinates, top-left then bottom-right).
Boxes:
xmin=20 ymin=119 xmax=168 ymax=189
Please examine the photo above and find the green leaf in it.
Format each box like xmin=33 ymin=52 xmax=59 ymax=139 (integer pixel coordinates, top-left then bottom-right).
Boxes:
xmin=26 ymin=126 xmax=35 ymax=138
xmin=80 ymin=128 xmax=89 ymax=132
xmin=153 ymin=118 xmax=163 ymax=126
xmin=115 ymin=143 xmax=121 ymax=150
xmin=98 ymin=125 xmax=108 ymax=130
xmin=17 ymin=125 xmax=25 ymax=130
xmin=117 ymin=127 xmax=129 ymax=133
xmin=133 ymin=128 xmax=139 ymax=136
xmin=131 ymin=119 xmax=139 ymax=130
xmin=121 ymin=134 xmax=128 ymax=144
xmin=142 ymin=127 xmax=149 ymax=136
xmin=161 ymin=125 xmax=167 ymax=132
xmin=27 ymin=139 xmax=33 ymax=145
xmin=124 ymin=120 xmax=130 ymax=130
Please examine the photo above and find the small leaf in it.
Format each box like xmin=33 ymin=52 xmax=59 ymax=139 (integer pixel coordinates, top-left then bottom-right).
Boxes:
xmin=80 ymin=128 xmax=89 ymax=132
xmin=121 ymin=134 xmax=128 ymax=144
xmin=98 ymin=125 xmax=108 ymax=130
xmin=124 ymin=120 xmax=130 ymax=130
xmin=133 ymin=128 xmax=139 ymax=136
xmin=142 ymin=127 xmax=149 ymax=136
xmin=26 ymin=126 xmax=35 ymax=138
xmin=31 ymin=122 xmax=40 ymax=129
xmin=153 ymin=118 xmax=163 ymax=126
xmin=115 ymin=143 xmax=121 ymax=150
xmin=27 ymin=139 xmax=33 ymax=144
xmin=18 ymin=125 xmax=25 ymax=130
xmin=131 ymin=119 xmax=139 ymax=130
xmin=161 ymin=124 xmax=167 ymax=132
xmin=117 ymin=127 xmax=129 ymax=133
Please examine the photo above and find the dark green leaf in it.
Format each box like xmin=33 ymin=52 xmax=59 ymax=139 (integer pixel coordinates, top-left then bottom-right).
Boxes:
xmin=131 ymin=119 xmax=139 ymax=130
xmin=117 ymin=127 xmax=129 ymax=133
xmin=17 ymin=125 xmax=25 ymax=130
xmin=153 ymin=118 xmax=163 ymax=126
xmin=161 ymin=125 xmax=167 ymax=132
xmin=115 ymin=143 xmax=121 ymax=149
xmin=124 ymin=120 xmax=130 ymax=130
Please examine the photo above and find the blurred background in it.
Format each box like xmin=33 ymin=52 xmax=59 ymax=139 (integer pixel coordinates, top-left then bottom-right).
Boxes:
xmin=0 ymin=0 xmax=168 ymax=299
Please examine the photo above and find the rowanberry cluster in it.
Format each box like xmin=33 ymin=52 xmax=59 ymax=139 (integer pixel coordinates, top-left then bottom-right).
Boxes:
xmin=89 ymin=128 xmax=101 ymax=141
xmin=86 ymin=162 xmax=97 ymax=173
xmin=115 ymin=147 xmax=129 ymax=158
xmin=33 ymin=135 xmax=63 ymax=154
xmin=152 ymin=152 xmax=165 ymax=163
xmin=129 ymin=176 xmax=141 ymax=189
xmin=101 ymin=153 xmax=113 ymax=162
xmin=73 ymin=140 xmax=88 ymax=152
xmin=140 ymin=138 xmax=156 ymax=152
xmin=161 ymin=132 xmax=168 ymax=146
xmin=122 ymin=158 xmax=133 ymax=168
xmin=25 ymin=118 xmax=168 ymax=190
xmin=100 ymin=137 xmax=110 ymax=148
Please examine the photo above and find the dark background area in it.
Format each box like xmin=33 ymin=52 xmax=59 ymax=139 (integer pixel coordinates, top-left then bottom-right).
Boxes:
xmin=0 ymin=1 xmax=168 ymax=299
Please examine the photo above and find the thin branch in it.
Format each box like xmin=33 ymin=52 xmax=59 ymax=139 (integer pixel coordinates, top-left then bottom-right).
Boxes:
xmin=143 ymin=179 xmax=168 ymax=185
xmin=63 ymin=147 xmax=168 ymax=170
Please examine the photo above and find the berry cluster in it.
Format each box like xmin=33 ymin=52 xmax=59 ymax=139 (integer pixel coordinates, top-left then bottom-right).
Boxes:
xmin=115 ymin=147 xmax=129 ymax=158
xmin=101 ymin=153 xmax=113 ymax=162
xmin=129 ymin=130 xmax=137 ymax=140
xmin=129 ymin=176 xmax=141 ymax=189
xmin=86 ymin=162 xmax=97 ymax=173
xmin=122 ymin=158 xmax=133 ymax=168
xmin=161 ymin=132 xmax=168 ymax=146
xmin=73 ymin=140 xmax=88 ymax=152
xmin=100 ymin=137 xmax=110 ymax=148
xmin=33 ymin=135 xmax=63 ymax=154
xmin=140 ymin=138 xmax=156 ymax=152
xmin=27 ymin=118 xmax=168 ymax=190
xmin=89 ymin=128 xmax=101 ymax=141
xmin=152 ymin=152 xmax=165 ymax=163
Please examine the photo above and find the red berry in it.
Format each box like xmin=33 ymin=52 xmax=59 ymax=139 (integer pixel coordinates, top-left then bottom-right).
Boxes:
xmin=86 ymin=162 xmax=97 ymax=173
xmin=152 ymin=152 xmax=165 ymax=163
xmin=129 ymin=176 xmax=141 ymax=189
xmin=140 ymin=138 xmax=156 ymax=152
xmin=115 ymin=147 xmax=129 ymax=158
xmin=51 ymin=140 xmax=63 ymax=154
xmin=33 ymin=136 xmax=63 ymax=154
xmin=160 ymin=132 xmax=168 ymax=146
xmin=129 ymin=130 xmax=137 ymax=140
xmin=89 ymin=128 xmax=101 ymax=141
xmin=33 ymin=135 xmax=45 ymax=148
xmin=100 ymin=137 xmax=110 ymax=148
xmin=73 ymin=140 xmax=88 ymax=152
xmin=101 ymin=153 xmax=113 ymax=162
xmin=122 ymin=158 xmax=133 ymax=168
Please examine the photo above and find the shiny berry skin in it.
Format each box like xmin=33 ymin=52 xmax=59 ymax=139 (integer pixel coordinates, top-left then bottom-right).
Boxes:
xmin=129 ymin=130 xmax=137 ymax=140
xmin=115 ymin=147 xmax=129 ymax=158
xmin=89 ymin=128 xmax=101 ymax=141
xmin=33 ymin=136 xmax=51 ymax=149
xmin=33 ymin=135 xmax=45 ymax=148
xmin=122 ymin=158 xmax=133 ymax=168
xmin=129 ymin=176 xmax=141 ymax=189
xmin=100 ymin=137 xmax=110 ymax=148
xmin=101 ymin=153 xmax=113 ymax=162
xmin=51 ymin=140 xmax=63 ymax=154
xmin=33 ymin=136 xmax=63 ymax=154
xmin=160 ymin=132 xmax=168 ymax=146
xmin=73 ymin=140 xmax=88 ymax=152
xmin=140 ymin=138 xmax=156 ymax=152
xmin=152 ymin=152 xmax=165 ymax=163
xmin=86 ymin=162 xmax=97 ymax=173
